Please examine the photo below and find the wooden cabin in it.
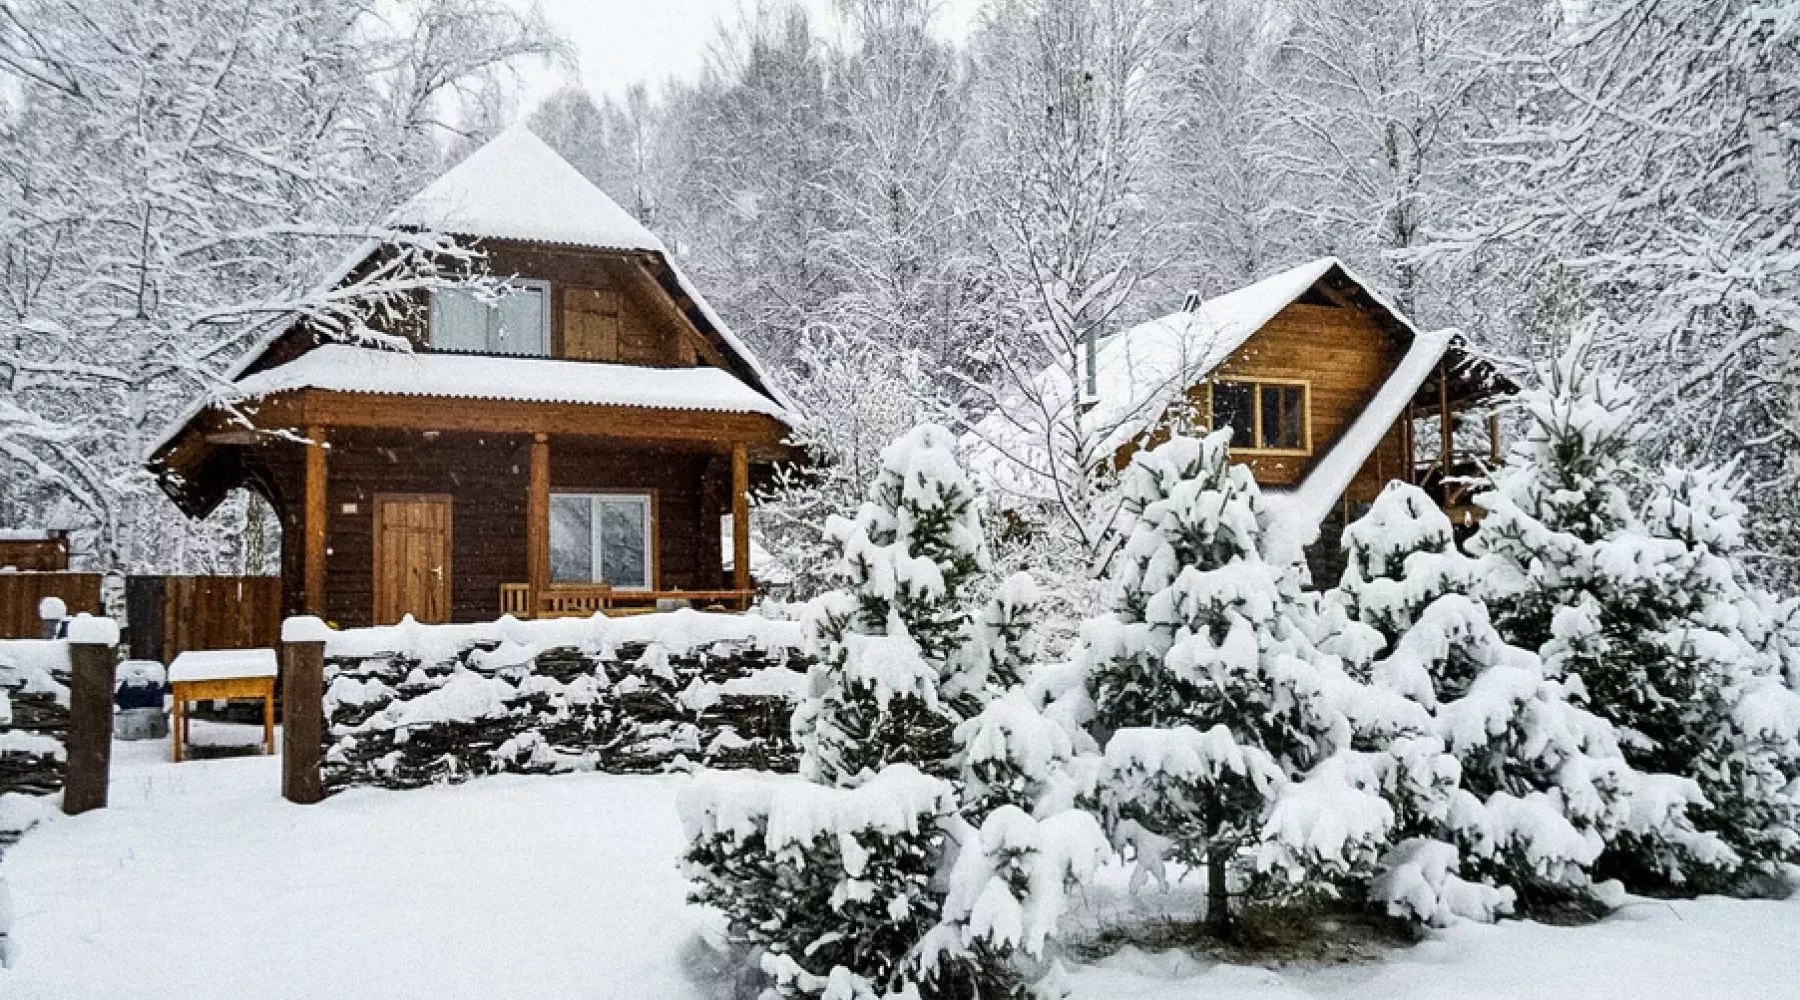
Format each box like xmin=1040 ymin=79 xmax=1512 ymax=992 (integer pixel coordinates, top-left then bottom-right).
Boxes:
xmin=972 ymin=258 xmax=1514 ymax=560
xmin=149 ymin=126 xmax=796 ymax=628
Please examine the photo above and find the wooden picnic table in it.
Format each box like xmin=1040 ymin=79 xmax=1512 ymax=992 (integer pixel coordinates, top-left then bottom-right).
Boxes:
xmin=167 ymin=648 xmax=277 ymax=763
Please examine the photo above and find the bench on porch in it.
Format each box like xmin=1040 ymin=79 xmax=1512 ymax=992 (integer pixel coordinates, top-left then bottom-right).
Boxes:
xmin=500 ymin=583 xmax=755 ymax=618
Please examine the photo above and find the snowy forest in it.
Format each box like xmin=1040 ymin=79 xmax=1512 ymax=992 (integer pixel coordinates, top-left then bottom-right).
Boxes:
xmin=0 ymin=0 xmax=1796 ymax=595
xmin=2 ymin=2 xmax=1800 ymax=997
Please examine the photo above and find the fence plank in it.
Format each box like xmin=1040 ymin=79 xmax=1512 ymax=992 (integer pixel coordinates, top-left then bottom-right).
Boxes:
xmin=0 ymin=573 xmax=102 ymax=639
xmin=156 ymin=575 xmax=282 ymax=662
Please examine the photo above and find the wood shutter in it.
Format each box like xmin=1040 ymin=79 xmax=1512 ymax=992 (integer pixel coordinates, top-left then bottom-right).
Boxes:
xmin=563 ymin=287 xmax=620 ymax=361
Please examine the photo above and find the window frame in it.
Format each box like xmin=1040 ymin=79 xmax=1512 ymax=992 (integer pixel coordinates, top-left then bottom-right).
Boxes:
xmin=1205 ymin=377 xmax=1313 ymax=456
xmin=428 ymin=278 xmax=552 ymax=357
xmin=546 ymin=489 xmax=657 ymax=591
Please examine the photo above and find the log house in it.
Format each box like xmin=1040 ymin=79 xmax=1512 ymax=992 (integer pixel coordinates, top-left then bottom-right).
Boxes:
xmin=149 ymin=127 xmax=796 ymax=627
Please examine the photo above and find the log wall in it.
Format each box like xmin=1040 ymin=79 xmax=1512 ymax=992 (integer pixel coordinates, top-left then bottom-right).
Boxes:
xmin=258 ymin=429 xmax=728 ymax=628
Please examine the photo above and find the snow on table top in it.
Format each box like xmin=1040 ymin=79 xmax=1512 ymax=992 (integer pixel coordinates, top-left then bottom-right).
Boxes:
xmin=230 ymin=345 xmax=790 ymax=419
xmin=0 ymin=528 xmax=60 ymax=541
xmin=388 ymin=124 xmax=663 ymax=253
xmin=168 ymin=648 xmax=278 ymax=683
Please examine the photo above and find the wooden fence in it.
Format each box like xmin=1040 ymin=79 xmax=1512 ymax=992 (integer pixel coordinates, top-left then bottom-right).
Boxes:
xmin=127 ymin=575 xmax=282 ymax=664
xmin=0 ymin=572 xmax=102 ymax=639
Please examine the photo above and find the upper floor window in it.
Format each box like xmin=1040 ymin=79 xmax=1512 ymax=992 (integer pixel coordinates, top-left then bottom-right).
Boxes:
xmin=1209 ymin=378 xmax=1310 ymax=453
xmin=430 ymin=280 xmax=549 ymax=356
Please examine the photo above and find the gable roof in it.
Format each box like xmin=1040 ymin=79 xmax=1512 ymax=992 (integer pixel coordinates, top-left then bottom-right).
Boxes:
xmin=149 ymin=125 xmax=797 ymax=465
xmin=387 ymin=124 xmax=664 ymax=253
xmin=965 ymin=257 xmax=1509 ymax=523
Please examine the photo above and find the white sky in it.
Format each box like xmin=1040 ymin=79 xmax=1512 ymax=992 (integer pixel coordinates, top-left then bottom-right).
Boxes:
xmin=517 ymin=0 xmax=984 ymax=105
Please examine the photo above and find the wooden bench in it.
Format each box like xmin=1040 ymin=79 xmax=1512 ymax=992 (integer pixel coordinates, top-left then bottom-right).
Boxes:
xmin=500 ymin=583 xmax=755 ymax=618
xmin=167 ymin=648 xmax=277 ymax=763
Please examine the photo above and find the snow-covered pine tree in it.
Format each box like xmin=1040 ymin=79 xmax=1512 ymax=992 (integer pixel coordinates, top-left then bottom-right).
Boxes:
xmin=1332 ymin=482 xmax=1642 ymax=918
xmin=1470 ymin=343 xmax=1749 ymax=890
xmin=1621 ymin=463 xmax=1800 ymax=885
xmin=1081 ymin=430 xmax=1403 ymax=938
xmin=685 ymin=425 xmax=1103 ymax=1000
xmin=790 ymin=424 xmax=991 ymax=786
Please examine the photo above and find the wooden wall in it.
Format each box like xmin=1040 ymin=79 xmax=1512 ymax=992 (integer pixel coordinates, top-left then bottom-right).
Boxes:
xmin=0 ymin=573 xmax=101 ymax=639
xmin=1129 ymin=300 xmax=1413 ymax=510
xmin=257 ymin=429 xmax=727 ymax=628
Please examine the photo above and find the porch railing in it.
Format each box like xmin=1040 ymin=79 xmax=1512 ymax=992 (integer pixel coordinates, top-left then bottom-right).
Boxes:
xmin=500 ymin=583 xmax=755 ymax=618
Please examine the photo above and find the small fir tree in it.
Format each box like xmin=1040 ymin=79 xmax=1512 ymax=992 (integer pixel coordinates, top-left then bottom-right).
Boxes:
xmin=1081 ymin=431 xmax=1404 ymax=938
xmin=1470 ymin=343 xmax=1771 ymax=890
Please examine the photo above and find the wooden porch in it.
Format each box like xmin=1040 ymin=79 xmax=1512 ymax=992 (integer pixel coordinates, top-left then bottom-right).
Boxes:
xmin=1399 ymin=355 xmax=1507 ymax=524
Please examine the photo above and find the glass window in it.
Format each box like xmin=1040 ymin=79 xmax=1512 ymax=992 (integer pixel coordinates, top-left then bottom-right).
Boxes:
xmin=548 ymin=493 xmax=651 ymax=589
xmin=430 ymin=281 xmax=548 ymax=356
xmin=1261 ymin=384 xmax=1305 ymax=450
xmin=1211 ymin=381 xmax=1255 ymax=449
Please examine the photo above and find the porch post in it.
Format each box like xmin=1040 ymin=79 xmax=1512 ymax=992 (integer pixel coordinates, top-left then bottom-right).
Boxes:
xmin=304 ymin=425 xmax=327 ymax=616
xmin=1488 ymin=413 xmax=1502 ymax=466
xmin=1402 ymin=401 xmax=1415 ymax=484
xmin=1437 ymin=364 xmax=1453 ymax=481
xmin=732 ymin=441 xmax=750 ymax=596
xmin=528 ymin=433 xmax=549 ymax=601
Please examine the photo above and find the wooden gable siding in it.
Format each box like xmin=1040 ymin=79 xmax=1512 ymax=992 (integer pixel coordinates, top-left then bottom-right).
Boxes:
xmin=1211 ymin=302 xmax=1403 ymax=491
xmin=1129 ymin=301 xmax=1410 ymax=506
xmin=253 ymin=429 xmax=727 ymax=627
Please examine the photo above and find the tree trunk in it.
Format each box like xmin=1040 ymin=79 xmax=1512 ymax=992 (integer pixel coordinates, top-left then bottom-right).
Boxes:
xmin=1204 ymin=842 xmax=1232 ymax=939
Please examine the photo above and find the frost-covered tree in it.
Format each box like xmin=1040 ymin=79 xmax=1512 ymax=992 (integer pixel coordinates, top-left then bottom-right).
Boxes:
xmin=1472 ymin=344 xmax=1783 ymax=890
xmin=957 ymin=0 xmax=1191 ymax=568
xmin=1438 ymin=0 xmax=1800 ymax=585
xmin=1081 ymin=430 xmax=1406 ymax=937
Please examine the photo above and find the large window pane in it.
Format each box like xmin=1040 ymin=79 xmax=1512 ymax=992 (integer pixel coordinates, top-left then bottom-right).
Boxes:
xmin=492 ymin=285 xmax=547 ymax=356
xmin=430 ymin=289 xmax=488 ymax=351
xmin=549 ymin=495 xmax=594 ymax=583
xmin=1261 ymin=384 xmax=1304 ymax=449
xmin=598 ymin=498 xmax=648 ymax=588
xmin=1211 ymin=381 xmax=1255 ymax=449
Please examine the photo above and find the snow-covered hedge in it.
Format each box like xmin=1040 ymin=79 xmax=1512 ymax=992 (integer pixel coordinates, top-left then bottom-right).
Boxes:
xmin=321 ymin=610 xmax=813 ymax=791
xmin=0 ymin=640 xmax=70 ymax=817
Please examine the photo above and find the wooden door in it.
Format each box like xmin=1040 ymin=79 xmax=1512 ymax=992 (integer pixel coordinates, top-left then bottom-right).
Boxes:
xmin=373 ymin=495 xmax=452 ymax=624
xmin=563 ymin=287 xmax=620 ymax=361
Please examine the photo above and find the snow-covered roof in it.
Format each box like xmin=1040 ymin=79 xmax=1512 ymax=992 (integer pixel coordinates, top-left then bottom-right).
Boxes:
xmin=387 ymin=124 xmax=663 ymax=253
xmin=968 ymin=258 xmax=1397 ymax=501
xmin=1264 ymin=330 xmax=1456 ymax=535
xmin=229 ymin=345 xmax=791 ymax=420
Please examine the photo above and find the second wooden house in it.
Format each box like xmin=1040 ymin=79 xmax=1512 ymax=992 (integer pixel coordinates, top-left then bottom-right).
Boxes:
xmin=149 ymin=126 xmax=796 ymax=627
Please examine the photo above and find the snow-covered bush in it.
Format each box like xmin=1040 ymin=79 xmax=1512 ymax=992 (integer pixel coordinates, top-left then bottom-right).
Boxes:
xmin=1470 ymin=343 xmax=1793 ymax=891
xmin=1080 ymin=431 xmax=1407 ymax=937
xmin=685 ymin=424 xmax=1101 ymax=999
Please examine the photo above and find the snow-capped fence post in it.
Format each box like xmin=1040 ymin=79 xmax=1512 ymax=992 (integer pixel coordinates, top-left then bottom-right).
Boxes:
xmin=62 ymin=615 xmax=119 ymax=815
xmin=280 ymin=617 xmax=331 ymax=804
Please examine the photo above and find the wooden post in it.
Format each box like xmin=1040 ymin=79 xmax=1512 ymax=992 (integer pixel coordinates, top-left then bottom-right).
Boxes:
xmin=304 ymin=425 xmax=328 ymax=616
xmin=1402 ymin=401 xmax=1415 ymax=484
xmin=527 ymin=433 xmax=550 ymax=605
xmin=63 ymin=622 xmax=118 ymax=815
xmin=731 ymin=442 xmax=750 ymax=598
xmin=281 ymin=617 xmax=329 ymax=805
xmin=1438 ymin=364 xmax=1453 ymax=480
xmin=1487 ymin=412 xmax=1502 ymax=466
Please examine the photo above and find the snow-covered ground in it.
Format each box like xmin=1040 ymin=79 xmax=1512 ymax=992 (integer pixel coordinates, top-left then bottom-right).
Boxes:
xmin=2 ymin=742 xmax=1796 ymax=999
